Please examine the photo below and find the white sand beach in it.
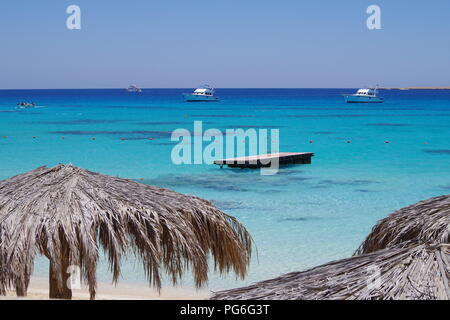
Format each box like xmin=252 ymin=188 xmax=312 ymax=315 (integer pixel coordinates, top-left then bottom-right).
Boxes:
xmin=3 ymin=277 xmax=211 ymax=300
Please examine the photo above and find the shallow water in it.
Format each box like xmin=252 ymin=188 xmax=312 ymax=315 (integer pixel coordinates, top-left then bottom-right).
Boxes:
xmin=1 ymin=88 xmax=450 ymax=289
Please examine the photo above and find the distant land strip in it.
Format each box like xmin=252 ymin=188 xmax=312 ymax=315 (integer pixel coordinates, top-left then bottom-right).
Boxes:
xmin=382 ymin=86 xmax=450 ymax=90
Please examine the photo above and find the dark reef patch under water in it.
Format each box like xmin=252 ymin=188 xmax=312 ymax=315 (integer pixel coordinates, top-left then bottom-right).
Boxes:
xmin=368 ymin=123 xmax=411 ymax=127
xmin=317 ymin=179 xmax=378 ymax=186
xmin=194 ymin=114 xmax=258 ymax=118
xmin=119 ymin=137 xmax=161 ymax=141
xmin=257 ymin=106 xmax=356 ymax=111
xmin=137 ymin=121 xmax=190 ymax=125
xmin=102 ymin=105 xmax=178 ymax=110
xmin=36 ymin=119 xmax=128 ymax=125
xmin=211 ymin=200 xmax=247 ymax=210
xmin=354 ymin=189 xmax=378 ymax=193
xmin=143 ymin=169 xmax=310 ymax=193
xmin=423 ymin=149 xmax=450 ymax=155
xmin=147 ymin=141 xmax=177 ymax=145
xmin=144 ymin=174 xmax=252 ymax=192
xmin=277 ymin=216 xmax=323 ymax=223
xmin=49 ymin=130 xmax=172 ymax=139
xmin=313 ymin=131 xmax=337 ymax=134
xmin=286 ymin=114 xmax=366 ymax=118
xmin=219 ymin=125 xmax=284 ymax=129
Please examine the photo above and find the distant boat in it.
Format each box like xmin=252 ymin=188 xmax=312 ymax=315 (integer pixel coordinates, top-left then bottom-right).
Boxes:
xmin=183 ymin=85 xmax=219 ymax=102
xmin=343 ymin=86 xmax=384 ymax=103
xmin=127 ymin=85 xmax=142 ymax=93
xmin=16 ymin=102 xmax=36 ymax=109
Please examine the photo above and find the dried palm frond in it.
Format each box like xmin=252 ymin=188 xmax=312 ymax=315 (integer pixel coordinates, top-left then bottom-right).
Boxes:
xmin=356 ymin=195 xmax=450 ymax=255
xmin=211 ymin=243 xmax=450 ymax=300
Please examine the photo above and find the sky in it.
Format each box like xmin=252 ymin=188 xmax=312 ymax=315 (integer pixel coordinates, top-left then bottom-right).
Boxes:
xmin=0 ymin=0 xmax=450 ymax=89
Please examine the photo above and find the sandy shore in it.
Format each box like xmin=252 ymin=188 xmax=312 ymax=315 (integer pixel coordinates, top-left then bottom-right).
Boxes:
xmin=3 ymin=277 xmax=211 ymax=300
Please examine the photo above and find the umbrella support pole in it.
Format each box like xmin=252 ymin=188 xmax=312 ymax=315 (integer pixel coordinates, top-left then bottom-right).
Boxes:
xmin=49 ymin=244 xmax=72 ymax=300
xmin=15 ymin=277 xmax=30 ymax=297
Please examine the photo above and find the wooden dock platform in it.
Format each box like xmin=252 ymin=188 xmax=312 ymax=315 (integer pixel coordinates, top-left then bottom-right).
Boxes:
xmin=214 ymin=152 xmax=314 ymax=169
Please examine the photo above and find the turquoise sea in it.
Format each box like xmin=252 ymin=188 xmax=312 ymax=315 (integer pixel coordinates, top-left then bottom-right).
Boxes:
xmin=1 ymin=88 xmax=450 ymax=290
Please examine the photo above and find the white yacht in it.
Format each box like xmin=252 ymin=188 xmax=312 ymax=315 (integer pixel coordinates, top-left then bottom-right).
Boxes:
xmin=127 ymin=85 xmax=142 ymax=93
xmin=183 ymin=85 xmax=218 ymax=102
xmin=344 ymin=86 xmax=384 ymax=103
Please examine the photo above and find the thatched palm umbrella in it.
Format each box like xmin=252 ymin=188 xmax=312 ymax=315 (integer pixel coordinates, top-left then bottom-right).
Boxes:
xmin=356 ymin=195 xmax=450 ymax=255
xmin=0 ymin=164 xmax=252 ymax=299
xmin=211 ymin=195 xmax=450 ymax=300
xmin=211 ymin=243 xmax=450 ymax=300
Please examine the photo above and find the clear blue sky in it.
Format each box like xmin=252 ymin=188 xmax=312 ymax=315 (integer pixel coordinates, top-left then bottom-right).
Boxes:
xmin=1 ymin=0 xmax=449 ymax=89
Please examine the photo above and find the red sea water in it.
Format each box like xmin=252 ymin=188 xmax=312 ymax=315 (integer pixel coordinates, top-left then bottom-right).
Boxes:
xmin=1 ymin=88 xmax=450 ymax=289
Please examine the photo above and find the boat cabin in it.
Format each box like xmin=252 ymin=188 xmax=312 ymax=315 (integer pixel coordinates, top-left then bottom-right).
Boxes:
xmin=193 ymin=87 xmax=215 ymax=96
xmin=355 ymin=89 xmax=376 ymax=97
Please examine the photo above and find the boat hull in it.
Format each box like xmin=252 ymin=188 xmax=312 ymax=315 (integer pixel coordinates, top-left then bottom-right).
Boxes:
xmin=183 ymin=94 xmax=218 ymax=102
xmin=344 ymin=95 xmax=384 ymax=103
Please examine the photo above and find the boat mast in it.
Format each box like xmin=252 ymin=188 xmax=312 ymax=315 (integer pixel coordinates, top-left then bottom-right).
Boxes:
xmin=374 ymin=84 xmax=379 ymax=96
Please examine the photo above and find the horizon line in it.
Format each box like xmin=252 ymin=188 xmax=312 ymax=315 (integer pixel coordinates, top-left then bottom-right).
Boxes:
xmin=1 ymin=86 xmax=449 ymax=91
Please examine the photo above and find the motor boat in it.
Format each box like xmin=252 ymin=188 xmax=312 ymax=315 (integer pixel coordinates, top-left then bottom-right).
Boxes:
xmin=344 ymin=86 xmax=384 ymax=103
xmin=127 ymin=85 xmax=142 ymax=93
xmin=16 ymin=102 xmax=36 ymax=108
xmin=183 ymin=85 xmax=219 ymax=102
